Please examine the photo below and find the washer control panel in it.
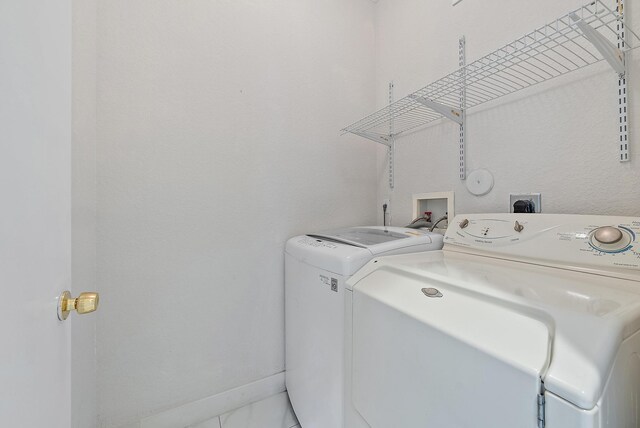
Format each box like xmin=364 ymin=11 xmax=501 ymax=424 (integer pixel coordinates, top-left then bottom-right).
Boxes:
xmin=444 ymin=214 xmax=640 ymax=272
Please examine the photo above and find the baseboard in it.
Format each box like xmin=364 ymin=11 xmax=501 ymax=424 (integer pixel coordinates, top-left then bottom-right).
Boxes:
xmin=140 ymin=372 xmax=286 ymax=428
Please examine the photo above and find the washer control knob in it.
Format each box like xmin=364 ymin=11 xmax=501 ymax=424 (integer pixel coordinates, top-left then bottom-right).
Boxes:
xmin=459 ymin=219 xmax=469 ymax=229
xmin=514 ymin=221 xmax=524 ymax=233
xmin=593 ymin=226 xmax=623 ymax=244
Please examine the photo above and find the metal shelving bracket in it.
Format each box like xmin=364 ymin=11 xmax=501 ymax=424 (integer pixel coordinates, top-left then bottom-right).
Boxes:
xmin=458 ymin=36 xmax=466 ymax=180
xmin=616 ymin=0 xmax=630 ymax=161
xmin=351 ymin=131 xmax=392 ymax=147
xmin=570 ymin=13 xmax=625 ymax=75
xmin=388 ymin=81 xmax=395 ymax=189
xmin=411 ymin=96 xmax=463 ymax=124
xmin=570 ymin=1 xmax=633 ymax=161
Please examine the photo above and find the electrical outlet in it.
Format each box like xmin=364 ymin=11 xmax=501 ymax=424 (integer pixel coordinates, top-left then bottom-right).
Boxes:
xmin=509 ymin=193 xmax=542 ymax=213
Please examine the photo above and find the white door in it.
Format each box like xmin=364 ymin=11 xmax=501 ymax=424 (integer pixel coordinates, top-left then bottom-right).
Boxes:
xmin=0 ymin=0 xmax=73 ymax=426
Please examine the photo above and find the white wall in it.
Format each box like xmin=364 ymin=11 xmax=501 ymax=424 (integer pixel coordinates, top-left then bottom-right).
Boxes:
xmin=72 ymin=0 xmax=98 ymax=426
xmin=373 ymin=0 xmax=640 ymax=225
xmin=95 ymin=1 xmax=377 ymax=426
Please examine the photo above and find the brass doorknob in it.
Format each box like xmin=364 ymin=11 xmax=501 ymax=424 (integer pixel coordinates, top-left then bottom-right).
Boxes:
xmin=58 ymin=291 xmax=100 ymax=320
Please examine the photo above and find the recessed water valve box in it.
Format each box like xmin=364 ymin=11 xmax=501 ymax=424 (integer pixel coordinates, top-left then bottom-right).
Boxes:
xmin=412 ymin=192 xmax=455 ymax=233
xmin=509 ymin=193 xmax=542 ymax=213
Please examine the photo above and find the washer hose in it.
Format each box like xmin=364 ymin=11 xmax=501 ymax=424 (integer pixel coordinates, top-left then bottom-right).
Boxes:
xmin=429 ymin=215 xmax=448 ymax=232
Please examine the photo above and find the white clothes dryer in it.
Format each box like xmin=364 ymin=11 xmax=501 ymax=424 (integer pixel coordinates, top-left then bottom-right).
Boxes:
xmin=285 ymin=226 xmax=444 ymax=428
xmin=346 ymin=214 xmax=640 ymax=428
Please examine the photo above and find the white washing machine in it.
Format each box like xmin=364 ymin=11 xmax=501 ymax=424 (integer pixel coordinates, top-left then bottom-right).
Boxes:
xmin=285 ymin=226 xmax=444 ymax=428
xmin=346 ymin=214 xmax=640 ymax=428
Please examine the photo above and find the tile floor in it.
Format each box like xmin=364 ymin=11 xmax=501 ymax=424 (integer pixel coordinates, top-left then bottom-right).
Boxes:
xmin=187 ymin=391 xmax=299 ymax=428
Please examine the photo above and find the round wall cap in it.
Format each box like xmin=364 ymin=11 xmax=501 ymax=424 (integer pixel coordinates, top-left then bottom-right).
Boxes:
xmin=466 ymin=169 xmax=494 ymax=196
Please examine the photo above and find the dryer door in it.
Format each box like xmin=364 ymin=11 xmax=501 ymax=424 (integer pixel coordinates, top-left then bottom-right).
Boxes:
xmin=351 ymin=268 xmax=551 ymax=428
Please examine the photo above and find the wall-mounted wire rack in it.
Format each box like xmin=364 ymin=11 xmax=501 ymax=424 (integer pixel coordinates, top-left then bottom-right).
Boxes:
xmin=342 ymin=0 xmax=639 ymax=182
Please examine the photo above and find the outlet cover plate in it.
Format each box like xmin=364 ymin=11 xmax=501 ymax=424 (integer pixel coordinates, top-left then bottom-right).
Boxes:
xmin=509 ymin=193 xmax=542 ymax=213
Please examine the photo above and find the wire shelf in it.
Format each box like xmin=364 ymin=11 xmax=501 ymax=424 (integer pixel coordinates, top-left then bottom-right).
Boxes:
xmin=342 ymin=1 xmax=639 ymax=144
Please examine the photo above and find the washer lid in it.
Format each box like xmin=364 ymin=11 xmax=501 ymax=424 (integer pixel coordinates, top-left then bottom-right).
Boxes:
xmin=352 ymin=266 xmax=550 ymax=428
xmin=347 ymin=250 xmax=640 ymax=410
xmin=310 ymin=226 xmax=434 ymax=255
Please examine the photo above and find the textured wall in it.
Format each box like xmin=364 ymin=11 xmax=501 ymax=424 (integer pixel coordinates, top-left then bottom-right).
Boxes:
xmin=95 ymin=1 xmax=377 ymax=426
xmin=371 ymin=0 xmax=640 ymax=225
xmin=72 ymin=0 xmax=98 ymax=426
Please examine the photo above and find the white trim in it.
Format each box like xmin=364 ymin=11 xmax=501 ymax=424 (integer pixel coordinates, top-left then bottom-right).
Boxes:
xmin=140 ymin=372 xmax=286 ymax=428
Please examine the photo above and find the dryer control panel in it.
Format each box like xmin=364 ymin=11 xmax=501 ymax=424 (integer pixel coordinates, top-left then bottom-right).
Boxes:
xmin=444 ymin=214 xmax=640 ymax=273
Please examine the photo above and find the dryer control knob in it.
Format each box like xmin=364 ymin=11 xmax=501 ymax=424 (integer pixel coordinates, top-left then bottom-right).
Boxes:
xmin=593 ymin=226 xmax=623 ymax=244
